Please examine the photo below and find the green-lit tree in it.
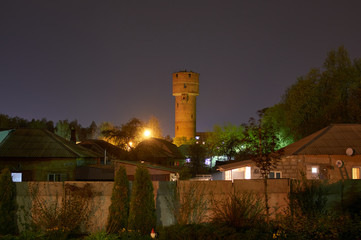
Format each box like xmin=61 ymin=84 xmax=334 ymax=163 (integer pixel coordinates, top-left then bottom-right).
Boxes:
xmin=128 ymin=166 xmax=156 ymax=235
xmin=0 ymin=168 xmax=18 ymax=235
xmin=55 ymin=120 xmax=71 ymax=140
xmin=207 ymin=123 xmax=245 ymax=161
xmin=106 ymin=166 xmax=130 ymax=233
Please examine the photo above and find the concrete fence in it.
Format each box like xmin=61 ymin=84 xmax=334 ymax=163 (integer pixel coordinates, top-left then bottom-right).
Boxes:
xmin=15 ymin=179 xmax=292 ymax=233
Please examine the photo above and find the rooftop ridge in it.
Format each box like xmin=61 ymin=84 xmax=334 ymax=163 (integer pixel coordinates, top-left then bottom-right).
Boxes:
xmin=293 ymin=125 xmax=333 ymax=155
xmin=42 ymin=129 xmax=81 ymax=157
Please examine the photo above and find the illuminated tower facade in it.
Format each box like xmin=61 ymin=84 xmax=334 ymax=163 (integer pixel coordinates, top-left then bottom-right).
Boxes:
xmin=173 ymin=71 xmax=199 ymax=146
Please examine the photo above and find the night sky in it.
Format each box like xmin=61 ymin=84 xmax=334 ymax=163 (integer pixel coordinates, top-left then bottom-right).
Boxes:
xmin=1 ymin=1 xmax=361 ymax=137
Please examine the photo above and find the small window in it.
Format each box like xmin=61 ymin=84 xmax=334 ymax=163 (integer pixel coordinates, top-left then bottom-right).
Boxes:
xmin=176 ymin=74 xmax=178 ymax=78
xmin=191 ymin=114 xmax=193 ymax=119
xmin=11 ymin=173 xmax=22 ymax=182
xmin=188 ymin=74 xmax=191 ymax=78
xmin=177 ymin=103 xmax=179 ymax=108
xmin=177 ymin=126 xmax=179 ymax=130
xmin=269 ymin=171 xmax=282 ymax=179
xmin=184 ymin=83 xmax=187 ymax=88
xmin=48 ymin=173 xmax=61 ymax=182
xmin=352 ymin=167 xmax=361 ymax=179
xmin=311 ymin=167 xmax=318 ymax=174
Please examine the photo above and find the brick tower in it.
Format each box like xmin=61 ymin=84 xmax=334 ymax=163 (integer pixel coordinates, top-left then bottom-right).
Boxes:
xmin=173 ymin=71 xmax=199 ymax=146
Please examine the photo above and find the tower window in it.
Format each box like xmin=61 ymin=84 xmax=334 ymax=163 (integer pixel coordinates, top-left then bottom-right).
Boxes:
xmin=191 ymin=114 xmax=193 ymax=119
xmin=184 ymin=83 xmax=187 ymax=88
xmin=177 ymin=126 xmax=179 ymax=130
xmin=177 ymin=103 xmax=179 ymax=108
xmin=188 ymin=74 xmax=191 ymax=78
xmin=176 ymin=74 xmax=178 ymax=78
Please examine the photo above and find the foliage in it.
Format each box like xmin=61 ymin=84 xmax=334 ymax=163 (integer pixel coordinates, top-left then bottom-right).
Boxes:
xmin=29 ymin=183 xmax=93 ymax=238
xmin=102 ymin=118 xmax=144 ymax=150
xmin=0 ymin=114 xmax=54 ymax=131
xmin=55 ymin=120 xmax=71 ymax=140
xmin=245 ymin=111 xmax=284 ymax=222
xmin=145 ymin=116 xmax=163 ymax=138
xmin=269 ymin=46 xmax=361 ymax=141
xmin=0 ymin=168 xmax=18 ymax=236
xmin=211 ymin=191 xmax=265 ymax=229
xmin=186 ymin=143 xmax=208 ymax=176
xmin=128 ymin=166 xmax=156 ymax=235
xmin=106 ymin=166 xmax=130 ymax=233
xmin=166 ymin=182 xmax=209 ymax=225
xmin=84 ymin=231 xmax=119 ymax=240
xmin=158 ymin=223 xmax=272 ymax=240
xmin=207 ymin=123 xmax=245 ymax=161
xmin=289 ymin=174 xmax=328 ymax=218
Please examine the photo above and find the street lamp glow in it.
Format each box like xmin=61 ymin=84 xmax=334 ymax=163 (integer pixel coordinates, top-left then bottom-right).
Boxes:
xmin=144 ymin=129 xmax=151 ymax=138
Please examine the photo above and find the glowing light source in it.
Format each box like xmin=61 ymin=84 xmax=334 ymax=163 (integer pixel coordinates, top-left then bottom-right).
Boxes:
xmin=144 ymin=129 xmax=151 ymax=138
xmin=245 ymin=166 xmax=251 ymax=179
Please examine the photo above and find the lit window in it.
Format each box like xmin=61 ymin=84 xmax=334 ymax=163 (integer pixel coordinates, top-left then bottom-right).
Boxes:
xmin=195 ymin=136 xmax=200 ymax=140
xmin=312 ymin=167 xmax=318 ymax=174
xmin=186 ymin=158 xmax=191 ymax=163
xmin=352 ymin=168 xmax=361 ymax=179
xmin=205 ymin=158 xmax=211 ymax=166
xmin=225 ymin=170 xmax=232 ymax=180
xmin=11 ymin=173 xmax=22 ymax=182
xmin=245 ymin=167 xmax=251 ymax=179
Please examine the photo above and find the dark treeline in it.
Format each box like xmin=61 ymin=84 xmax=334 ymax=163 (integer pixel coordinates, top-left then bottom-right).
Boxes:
xmin=262 ymin=46 xmax=361 ymax=142
xmin=0 ymin=114 xmax=97 ymax=142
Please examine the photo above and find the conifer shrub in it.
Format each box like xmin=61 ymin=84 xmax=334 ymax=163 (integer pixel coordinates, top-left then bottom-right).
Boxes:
xmin=0 ymin=168 xmax=18 ymax=235
xmin=106 ymin=165 xmax=130 ymax=233
xmin=128 ymin=166 xmax=156 ymax=235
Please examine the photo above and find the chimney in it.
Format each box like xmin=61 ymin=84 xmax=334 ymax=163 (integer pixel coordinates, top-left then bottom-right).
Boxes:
xmin=70 ymin=128 xmax=76 ymax=143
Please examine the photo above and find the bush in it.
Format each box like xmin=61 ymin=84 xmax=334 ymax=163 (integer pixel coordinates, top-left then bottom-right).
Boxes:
xmin=211 ymin=191 xmax=265 ymax=229
xmin=0 ymin=168 xmax=18 ymax=235
xmin=84 ymin=231 xmax=118 ymax=240
xmin=29 ymin=183 xmax=93 ymax=238
xmin=106 ymin=166 xmax=130 ymax=233
xmin=128 ymin=166 xmax=156 ymax=235
xmin=166 ymin=182 xmax=209 ymax=225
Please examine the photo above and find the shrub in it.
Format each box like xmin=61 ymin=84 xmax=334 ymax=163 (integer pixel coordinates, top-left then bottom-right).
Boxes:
xmin=128 ymin=166 xmax=156 ymax=235
xmin=84 ymin=231 xmax=119 ymax=240
xmin=106 ymin=166 xmax=130 ymax=233
xmin=211 ymin=191 xmax=265 ymax=229
xmin=0 ymin=168 xmax=18 ymax=235
xmin=166 ymin=181 xmax=209 ymax=225
xmin=29 ymin=183 xmax=93 ymax=238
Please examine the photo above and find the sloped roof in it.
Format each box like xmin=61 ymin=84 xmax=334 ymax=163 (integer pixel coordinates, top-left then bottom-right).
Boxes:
xmin=78 ymin=139 xmax=128 ymax=160
xmin=0 ymin=129 xmax=101 ymax=158
xmin=135 ymin=138 xmax=185 ymax=159
xmin=283 ymin=124 xmax=361 ymax=155
xmin=114 ymin=159 xmax=179 ymax=173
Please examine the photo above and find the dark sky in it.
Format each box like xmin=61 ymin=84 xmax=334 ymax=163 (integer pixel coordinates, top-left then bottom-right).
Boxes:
xmin=1 ymin=1 xmax=361 ymax=137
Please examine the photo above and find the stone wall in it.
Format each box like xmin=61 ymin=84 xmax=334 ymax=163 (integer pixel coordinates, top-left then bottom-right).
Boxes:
xmin=15 ymin=179 xmax=291 ymax=233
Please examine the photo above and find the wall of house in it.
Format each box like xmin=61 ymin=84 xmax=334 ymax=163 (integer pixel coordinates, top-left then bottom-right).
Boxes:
xmin=15 ymin=179 xmax=292 ymax=233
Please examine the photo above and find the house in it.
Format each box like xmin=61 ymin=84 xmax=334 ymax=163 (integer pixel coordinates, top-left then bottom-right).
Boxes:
xmin=113 ymin=159 xmax=179 ymax=181
xmin=217 ymin=124 xmax=361 ymax=181
xmin=78 ymin=139 xmax=129 ymax=164
xmin=0 ymin=128 xmax=101 ymax=181
xmin=132 ymin=138 xmax=185 ymax=167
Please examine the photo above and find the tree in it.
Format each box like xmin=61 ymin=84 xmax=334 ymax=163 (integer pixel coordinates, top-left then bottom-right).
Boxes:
xmin=207 ymin=124 xmax=245 ymax=161
xmin=145 ymin=116 xmax=163 ymax=139
xmin=55 ymin=120 xmax=71 ymax=140
xmin=102 ymin=118 xmax=145 ymax=150
xmin=280 ymin=46 xmax=361 ymax=140
xmin=0 ymin=168 xmax=18 ymax=235
xmin=187 ymin=143 xmax=208 ymax=176
xmin=106 ymin=166 xmax=130 ymax=233
xmin=128 ymin=166 xmax=156 ymax=234
xmin=245 ymin=112 xmax=283 ymax=222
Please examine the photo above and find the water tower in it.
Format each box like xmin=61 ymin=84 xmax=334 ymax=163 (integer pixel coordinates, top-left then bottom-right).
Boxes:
xmin=172 ymin=71 xmax=199 ymax=146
